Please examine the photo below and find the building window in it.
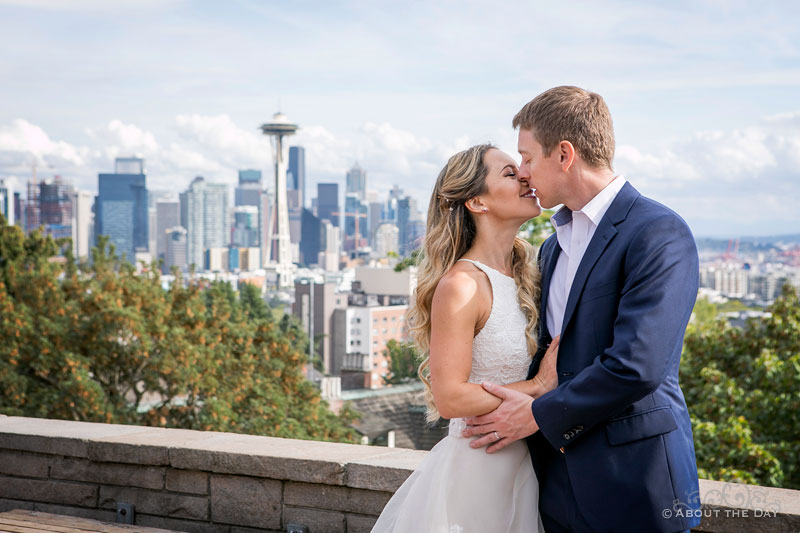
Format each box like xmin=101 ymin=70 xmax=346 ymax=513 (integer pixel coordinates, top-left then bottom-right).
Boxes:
xmin=382 ymin=361 xmax=388 ymax=368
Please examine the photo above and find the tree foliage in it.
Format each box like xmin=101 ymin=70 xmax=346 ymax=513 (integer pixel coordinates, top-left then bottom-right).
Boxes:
xmin=681 ymin=284 xmax=800 ymax=489
xmin=519 ymin=210 xmax=554 ymax=248
xmin=0 ymin=216 xmax=358 ymax=443
xmin=383 ymin=339 xmax=421 ymax=385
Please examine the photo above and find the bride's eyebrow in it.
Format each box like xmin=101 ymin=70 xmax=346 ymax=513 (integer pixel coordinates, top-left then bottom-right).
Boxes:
xmin=501 ymin=164 xmax=515 ymax=173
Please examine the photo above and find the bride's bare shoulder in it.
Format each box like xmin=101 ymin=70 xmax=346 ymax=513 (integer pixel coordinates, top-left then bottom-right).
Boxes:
xmin=433 ymin=262 xmax=489 ymax=307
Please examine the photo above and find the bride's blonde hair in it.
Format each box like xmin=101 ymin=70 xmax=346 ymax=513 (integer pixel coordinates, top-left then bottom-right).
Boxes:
xmin=408 ymin=144 xmax=541 ymax=423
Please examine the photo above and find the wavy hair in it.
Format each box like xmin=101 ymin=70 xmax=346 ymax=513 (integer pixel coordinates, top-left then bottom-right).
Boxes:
xmin=408 ymin=144 xmax=541 ymax=423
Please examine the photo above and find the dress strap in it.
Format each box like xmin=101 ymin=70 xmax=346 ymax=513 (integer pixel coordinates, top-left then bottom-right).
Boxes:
xmin=457 ymin=258 xmax=513 ymax=283
xmin=457 ymin=258 xmax=492 ymax=280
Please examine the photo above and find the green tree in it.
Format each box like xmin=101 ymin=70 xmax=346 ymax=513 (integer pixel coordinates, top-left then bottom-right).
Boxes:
xmin=681 ymin=284 xmax=800 ymax=489
xmin=384 ymin=339 xmax=421 ymax=385
xmin=0 ymin=216 xmax=357 ymax=443
xmin=519 ymin=210 xmax=554 ymax=248
xmin=394 ymin=249 xmax=420 ymax=272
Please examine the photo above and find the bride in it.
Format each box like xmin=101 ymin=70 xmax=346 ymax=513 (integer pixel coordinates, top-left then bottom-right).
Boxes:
xmin=372 ymin=144 xmax=558 ymax=532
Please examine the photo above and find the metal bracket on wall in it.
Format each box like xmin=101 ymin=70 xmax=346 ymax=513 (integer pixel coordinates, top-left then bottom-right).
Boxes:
xmin=116 ymin=503 xmax=134 ymax=525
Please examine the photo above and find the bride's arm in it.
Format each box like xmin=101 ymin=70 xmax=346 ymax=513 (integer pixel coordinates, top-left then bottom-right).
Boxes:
xmin=428 ymin=273 xmax=557 ymax=419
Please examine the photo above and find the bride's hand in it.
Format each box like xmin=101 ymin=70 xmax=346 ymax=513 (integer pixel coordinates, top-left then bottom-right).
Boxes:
xmin=532 ymin=335 xmax=559 ymax=398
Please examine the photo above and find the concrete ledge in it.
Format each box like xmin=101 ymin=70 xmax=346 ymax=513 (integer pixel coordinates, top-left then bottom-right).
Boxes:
xmin=1 ymin=416 xmax=798 ymax=532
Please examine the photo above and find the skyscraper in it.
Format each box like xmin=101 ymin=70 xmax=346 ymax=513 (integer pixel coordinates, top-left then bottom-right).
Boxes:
xmin=235 ymin=170 xmax=262 ymax=207
xmin=343 ymin=193 xmax=368 ymax=251
xmin=288 ymin=146 xmax=305 ymax=207
xmin=95 ymin=158 xmax=148 ymax=260
xmin=71 ymin=189 xmax=94 ymax=260
xmin=397 ymin=196 xmax=423 ymax=257
xmin=0 ymin=179 xmax=14 ymax=225
xmin=300 ymin=208 xmax=321 ymax=266
xmin=165 ymin=226 xmax=188 ymax=272
xmin=368 ymin=198 xmax=382 ymax=247
xmin=232 ymin=205 xmax=259 ymax=248
xmin=346 ymin=163 xmax=367 ymax=201
xmin=317 ymin=183 xmax=340 ymax=227
xmin=156 ymin=201 xmax=180 ymax=269
xmin=375 ymin=222 xmax=399 ymax=257
xmin=183 ymin=176 xmax=229 ymax=270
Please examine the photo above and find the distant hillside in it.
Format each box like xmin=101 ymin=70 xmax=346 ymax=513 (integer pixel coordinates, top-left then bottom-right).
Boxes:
xmin=696 ymin=234 xmax=800 ymax=253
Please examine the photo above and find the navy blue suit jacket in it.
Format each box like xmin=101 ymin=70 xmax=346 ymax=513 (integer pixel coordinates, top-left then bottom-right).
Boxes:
xmin=527 ymin=182 xmax=702 ymax=532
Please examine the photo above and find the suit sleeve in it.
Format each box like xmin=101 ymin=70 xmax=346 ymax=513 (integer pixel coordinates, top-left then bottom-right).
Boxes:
xmin=531 ymin=213 xmax=699 ymax=450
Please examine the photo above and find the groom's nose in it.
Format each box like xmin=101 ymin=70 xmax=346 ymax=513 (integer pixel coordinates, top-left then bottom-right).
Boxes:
xmin=517 ymin=162 xmax=531 ymax=180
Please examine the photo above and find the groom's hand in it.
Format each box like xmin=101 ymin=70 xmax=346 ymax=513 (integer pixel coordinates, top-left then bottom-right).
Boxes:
xmin=461 ymin=382 xmax=539 ymax=453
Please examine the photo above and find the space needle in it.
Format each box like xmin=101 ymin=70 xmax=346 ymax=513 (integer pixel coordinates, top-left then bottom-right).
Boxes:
xmin=260 ymin=112 xmax=298 ymax=288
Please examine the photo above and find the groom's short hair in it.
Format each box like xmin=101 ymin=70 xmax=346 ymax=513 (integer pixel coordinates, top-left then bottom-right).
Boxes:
xmin=513 ymin=86 xmax=614 ymax=170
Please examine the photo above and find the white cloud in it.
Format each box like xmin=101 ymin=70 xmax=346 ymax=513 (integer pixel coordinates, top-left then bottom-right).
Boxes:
xmin=614 ymin=115 xmax=800 ymax=234
xmin=106 ymin=120 xmax=159 ymax=153
xmin=175 ymin=114 xmax=266 ymax=171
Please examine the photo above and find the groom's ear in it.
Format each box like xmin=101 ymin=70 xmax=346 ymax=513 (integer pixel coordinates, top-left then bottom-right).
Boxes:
xmin=558 ymin=140 xmax=576 ymax=172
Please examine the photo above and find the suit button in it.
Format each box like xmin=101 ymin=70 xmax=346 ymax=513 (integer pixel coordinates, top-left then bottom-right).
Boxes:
xmin=563 ymin=433 xmax=571 ymax=440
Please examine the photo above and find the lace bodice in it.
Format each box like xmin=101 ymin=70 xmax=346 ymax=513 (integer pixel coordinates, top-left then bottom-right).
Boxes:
xmin=449 ymin=259 xmax=531 ymax=436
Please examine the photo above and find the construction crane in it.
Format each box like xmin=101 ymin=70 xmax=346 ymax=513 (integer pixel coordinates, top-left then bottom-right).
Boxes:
xmin=722 ymin=238 xmax=740 ymax=262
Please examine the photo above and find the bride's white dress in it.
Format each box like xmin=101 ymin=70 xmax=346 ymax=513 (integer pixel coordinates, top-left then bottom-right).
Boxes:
xmin=372 ymin=259 xmax=544 ymax=533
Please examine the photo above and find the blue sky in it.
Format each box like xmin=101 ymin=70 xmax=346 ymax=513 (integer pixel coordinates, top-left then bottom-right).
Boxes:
xmin=1 ymin=0 xmax=799 ymax=237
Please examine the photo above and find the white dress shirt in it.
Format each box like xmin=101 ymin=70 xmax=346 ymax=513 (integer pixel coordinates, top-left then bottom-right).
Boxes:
xmin=546 ymin=176 xmax=627 ymax=338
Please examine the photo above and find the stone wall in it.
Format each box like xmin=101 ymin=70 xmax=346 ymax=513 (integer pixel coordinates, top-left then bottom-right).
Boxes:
xmin=0 ymin=415 xmax=798 ymax=532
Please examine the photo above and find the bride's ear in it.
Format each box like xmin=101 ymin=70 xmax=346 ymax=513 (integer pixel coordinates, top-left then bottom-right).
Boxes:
xmin=464 ymin=197 xmax=487 ymax=215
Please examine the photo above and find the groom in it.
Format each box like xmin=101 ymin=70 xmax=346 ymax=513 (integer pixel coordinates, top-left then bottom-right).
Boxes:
xmin=462 ymin=86 xmax=702 ymax=532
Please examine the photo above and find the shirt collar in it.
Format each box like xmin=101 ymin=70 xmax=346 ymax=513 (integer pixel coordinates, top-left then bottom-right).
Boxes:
xmin=579 ymin=175 xmax=626 ymax=226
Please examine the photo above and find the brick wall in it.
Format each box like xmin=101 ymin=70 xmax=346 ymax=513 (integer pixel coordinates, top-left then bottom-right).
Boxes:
xmin=0 ymin=415 xmax=798 ymax=532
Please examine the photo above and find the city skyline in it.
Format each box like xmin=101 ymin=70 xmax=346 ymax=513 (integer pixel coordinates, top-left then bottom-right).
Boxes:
xmin=1 ymin=1 xmax=799 ymax=237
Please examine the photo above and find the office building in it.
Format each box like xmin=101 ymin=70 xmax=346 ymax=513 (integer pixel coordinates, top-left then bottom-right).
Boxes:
xmin=165 ymin=226 xmax=188 ymax=272
xmin=235 ymin=169 xmax=262 ymax=207
xmin=332 ymin=304 xmax=409 ymax=389
xmin=346 ymin=163 xmax=367 ymax=201
xmin=375 ymin=222 xmax=399 ymax=257
xmin=0 ymin=179 xmax=14 ymax=225
xmin=95 ymin=157 xmax=148 ymax=260
xmin=344 ymin=193 xmax=369 ymax=251
xmin=184 ymin=176 xmax=229 ymax=270
xmin=300 ymin=208 xmax=321 ymax=266
xmin=70 ymin=189 xmax=94 ymax=260
xmin=293 ymin=281 xmax=343 ymax=375
xmin=232 ymin=205 xmax=259 ymax=249
xmin=288 ymin=146 xmax=305 ymax=207
xmin=317 ymin=183 xmax=340 ymax=228
xmin=155 ymin=201 xmax=179 ymax=267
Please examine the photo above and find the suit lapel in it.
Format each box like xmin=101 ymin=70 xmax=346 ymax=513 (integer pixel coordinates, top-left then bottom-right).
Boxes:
xmin=560 ymin=182 xmax=639 ymax=336
xmin=539 ymin=236 xmax=560 ymax=325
